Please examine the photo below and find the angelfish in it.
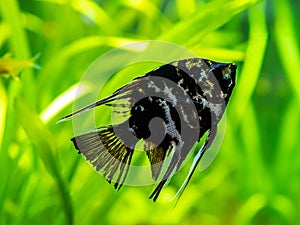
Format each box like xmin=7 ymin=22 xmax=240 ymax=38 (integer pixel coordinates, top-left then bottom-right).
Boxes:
xmin=59 ymin=58 xmax=236 ymax=202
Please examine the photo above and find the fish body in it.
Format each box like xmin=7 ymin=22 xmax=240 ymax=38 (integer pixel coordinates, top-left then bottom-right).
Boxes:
xmin=60 ymin=58 xmax=236 ymax=201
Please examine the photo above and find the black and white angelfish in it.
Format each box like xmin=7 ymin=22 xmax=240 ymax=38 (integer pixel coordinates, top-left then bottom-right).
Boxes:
xmin=59 ymin=58 xmax=236 ymax=202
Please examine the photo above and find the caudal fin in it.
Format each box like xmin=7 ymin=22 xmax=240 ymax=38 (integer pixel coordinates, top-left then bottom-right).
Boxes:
xmin=71 ymin=125 xmax=134 ymax=189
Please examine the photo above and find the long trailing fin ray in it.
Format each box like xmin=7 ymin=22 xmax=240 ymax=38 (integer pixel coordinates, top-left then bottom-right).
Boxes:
xmin=171 ymin=126 xmax=217 ymax=206
xmin=71 ymin=125 xmax=134 ymax=189
xmin=57 ymin=93 xmax=119 ymax=123
xmin=149 ymin=143 xmax=180 ymax=202
xmin=57 ymin=79 xmax=142 ymax=123
xmin=148 ymin=157 xmax=177 ymax=201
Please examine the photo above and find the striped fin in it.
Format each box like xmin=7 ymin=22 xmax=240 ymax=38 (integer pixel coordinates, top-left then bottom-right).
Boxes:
xmin=71 ymin=125 xmax=134 ymax=189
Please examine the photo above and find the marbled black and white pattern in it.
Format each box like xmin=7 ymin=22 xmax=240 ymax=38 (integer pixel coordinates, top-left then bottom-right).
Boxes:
xmin=60 ymin=58 xmax=236 ymax=202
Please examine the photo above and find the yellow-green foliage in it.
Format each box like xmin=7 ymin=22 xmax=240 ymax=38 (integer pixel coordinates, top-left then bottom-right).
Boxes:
xmin=0 ymin=0 xmax=299 ymax=225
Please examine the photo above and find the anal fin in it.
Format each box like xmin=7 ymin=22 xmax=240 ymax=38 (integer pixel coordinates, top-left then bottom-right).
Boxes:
xmin=144 ymin=141 xmax=172 ymax=181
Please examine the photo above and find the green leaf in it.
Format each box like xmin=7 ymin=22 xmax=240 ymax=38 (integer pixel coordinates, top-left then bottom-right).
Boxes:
xmin=160 ymin=0 xmax=260 ymax=45
xmin=0 ymin=81 xmax=7 ymax=148
xmin=228 ymin=1 xmax=268 ymax=125
xmin=14 ymin=97 xmax=58 ymax=175
xmin=14 ymin=97 xmax=73 ymax=225
xmin=274 ymin=0 xmax=300 ymax=100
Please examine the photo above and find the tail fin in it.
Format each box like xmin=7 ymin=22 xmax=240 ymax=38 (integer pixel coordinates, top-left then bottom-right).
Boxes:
xmin=71 ymin=125 xmax=134 ymax=189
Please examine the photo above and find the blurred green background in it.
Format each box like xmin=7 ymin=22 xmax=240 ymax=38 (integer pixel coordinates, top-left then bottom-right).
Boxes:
xmin=0 ymin=0 xmax=299 ymax=224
